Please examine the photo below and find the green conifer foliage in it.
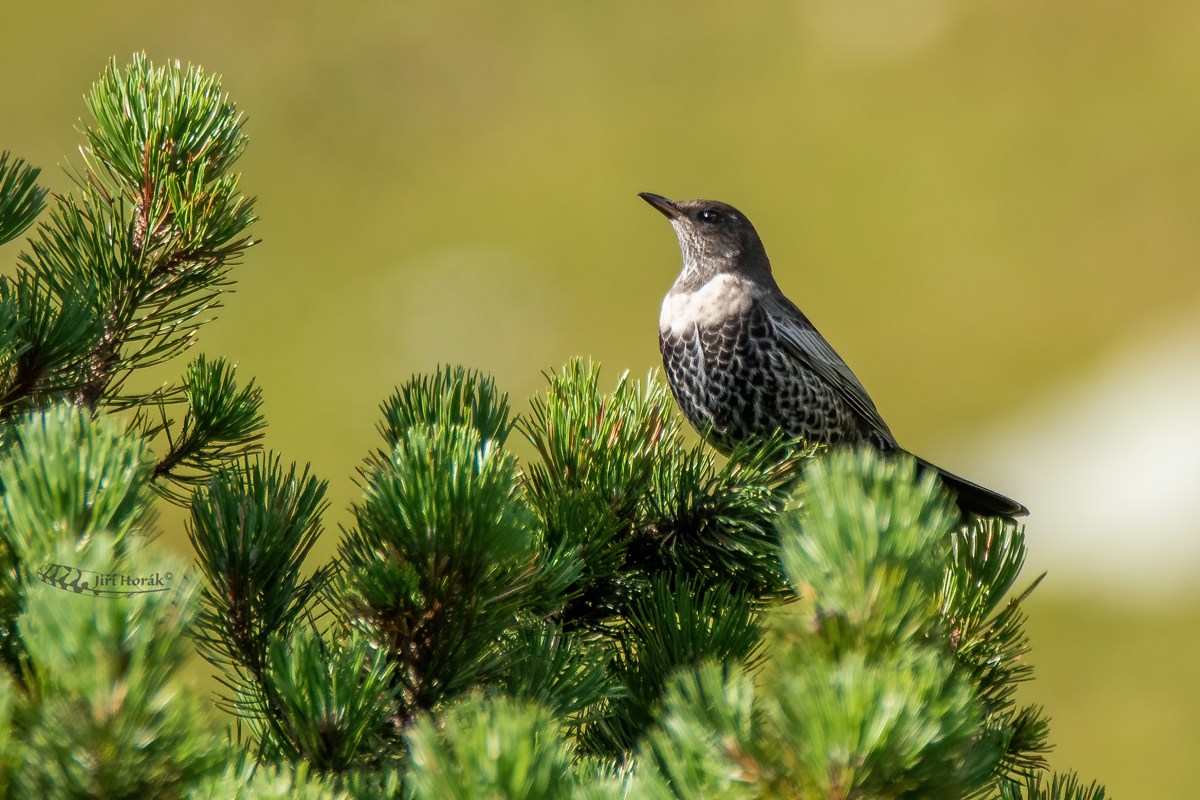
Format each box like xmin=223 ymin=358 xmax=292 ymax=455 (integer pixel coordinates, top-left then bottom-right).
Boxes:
xmin=636 ymin=453 xmax=987 ymax=798
xmin=12 ymin=537 xmax=224 ymax=800
xmin=187 ymin=455 xmax=332 ymax=717
xmin=339 ymin=421 xmax=558 ymax=722
xmin=0 ymin=153 xmax=47 ymax=248
xmin=0 ymin=54 xmax=1110 ymax=800
xmin=0 ymin=410 xmax=228 ymax=799
xmin=404 ymin=695 xmax=578 ymax=800
xmin=1 ymin=54 xmax=264 ymax=503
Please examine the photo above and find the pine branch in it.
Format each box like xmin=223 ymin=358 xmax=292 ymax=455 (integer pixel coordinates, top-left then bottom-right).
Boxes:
xmin=638 ymin=661 xmax=763 ymax=800
xmin=637 ymin=450 xmax=1010 ymax=799
xmin=581 ymin=575 xmax=764 ymax=758
xmin=0 ymin=405 xmax=155 ymax=566
xmin=998 ymin=771 xmax=1107 ymax=800
xmin=519 ymin=360 xmax=815 ymax=631
xmin=0 ymin=273 xmax=100 ymax=417
xmin=149 ymin=354 xmax=266 ymax=504
xmin=521 ymin=359 xmax=671 ymax=527
xmin=942 ymin=521 xmax=1051 ymax=781
xmin=630 ymin=430 xmax=814 ymax=597
xmin=14 ymin=55 xmax=257 ymax=408
xmin=338 ymin=422 xmax=562 ymax=726
xmin=378 ymin=364 xmax=514 ymax=449
xmin=404 ymin=694 xmax=579 ymax=800
xmin=11 ymin=535 xmax=227 ymax=798
xmin=0 ymin=405 xmax=159 ymax=705
xmin=779 ymin=449 xmax=958 ymax=651
xmin=494 ymin=622 xmax=617 ymax=732
xmin=186 ymin=761 xmax=345 ymax=800
xmin=519 ymin=360 xmax=673 ymax=629
xmin=0 ymin=153 xmax=47 ymax=247
xmin=260 ymin=629 xmax=402 ymax=772
xmin=187 ymin=455 xmax=331 ymax=721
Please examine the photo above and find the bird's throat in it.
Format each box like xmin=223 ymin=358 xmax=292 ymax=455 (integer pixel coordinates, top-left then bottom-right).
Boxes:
xmin=659 ymin=273 xmax=759 ymax=337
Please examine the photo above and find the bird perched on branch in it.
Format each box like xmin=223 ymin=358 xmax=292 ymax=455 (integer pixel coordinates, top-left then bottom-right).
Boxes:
xmin=640 ymin=192 xmax=1027 ymax=520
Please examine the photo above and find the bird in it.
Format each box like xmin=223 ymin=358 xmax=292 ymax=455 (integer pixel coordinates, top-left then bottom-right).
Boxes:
xmin=639 ymin=192 xmax=1028 ymax=520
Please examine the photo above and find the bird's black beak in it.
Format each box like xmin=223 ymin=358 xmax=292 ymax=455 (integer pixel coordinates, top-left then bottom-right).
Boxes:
xmin=639 ymin=192 xmax=683 ymax=219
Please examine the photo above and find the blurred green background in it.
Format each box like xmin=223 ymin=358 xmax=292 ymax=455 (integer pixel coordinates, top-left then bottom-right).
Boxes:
xmin=4 ymin=1 xmax=1199 ymax=796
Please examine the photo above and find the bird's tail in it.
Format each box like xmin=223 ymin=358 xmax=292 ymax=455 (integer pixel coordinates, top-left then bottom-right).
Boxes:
xmin=910 ymin=454 xmax=1029 ymax=521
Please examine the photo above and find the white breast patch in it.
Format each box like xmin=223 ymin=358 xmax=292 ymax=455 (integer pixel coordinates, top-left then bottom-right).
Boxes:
xmin=659 ymin=273 xmax=757 ymax=336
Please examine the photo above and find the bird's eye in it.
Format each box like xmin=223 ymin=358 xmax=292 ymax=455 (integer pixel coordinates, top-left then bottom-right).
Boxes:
xmin=698 ymin=209 xmax=722 ymax=223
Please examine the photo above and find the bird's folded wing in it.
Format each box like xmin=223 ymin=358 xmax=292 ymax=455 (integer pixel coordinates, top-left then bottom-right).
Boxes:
xmin=762 ymin=294 xmax=898 ymax=446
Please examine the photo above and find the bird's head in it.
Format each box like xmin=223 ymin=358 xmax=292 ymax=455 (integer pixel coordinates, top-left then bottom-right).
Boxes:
xmin=638 ymin=193 xmax=772 ymax=285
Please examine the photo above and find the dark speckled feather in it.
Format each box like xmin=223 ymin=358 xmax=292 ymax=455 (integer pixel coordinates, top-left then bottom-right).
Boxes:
xmin=641 ymin=192 xmax=1028 ymax=520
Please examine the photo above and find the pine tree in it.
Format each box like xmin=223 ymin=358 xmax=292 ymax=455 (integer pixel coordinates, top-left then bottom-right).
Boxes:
xmin=0 ymin=55 xmax=1108 ymax=800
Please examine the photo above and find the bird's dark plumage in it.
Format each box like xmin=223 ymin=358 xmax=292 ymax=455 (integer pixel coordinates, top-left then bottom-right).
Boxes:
xmin=640 ymin=192 xmax=1028 ymax=520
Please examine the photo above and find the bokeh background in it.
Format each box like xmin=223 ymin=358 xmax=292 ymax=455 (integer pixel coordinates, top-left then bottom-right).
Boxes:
xmin=4 ymin=1 xmax=1199 ymax=796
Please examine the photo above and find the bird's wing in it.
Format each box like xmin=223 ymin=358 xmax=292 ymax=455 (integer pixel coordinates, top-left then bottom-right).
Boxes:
xmin=761 ymin=293 xmax=898 ymax=445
